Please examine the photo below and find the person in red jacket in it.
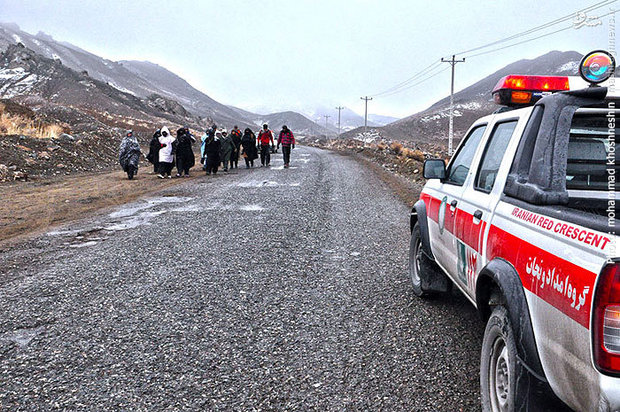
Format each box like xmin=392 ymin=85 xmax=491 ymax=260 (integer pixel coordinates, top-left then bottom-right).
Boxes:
xmin=257 ymin=124 xmax=274 ymax=167
xmin=277 ymin=125 xmax=296 ymax=168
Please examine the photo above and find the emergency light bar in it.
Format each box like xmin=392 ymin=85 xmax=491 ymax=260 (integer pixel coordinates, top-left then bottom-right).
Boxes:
xmin=492 ymin=75 xmax=570 ymax=106
xmin=492 ymin=51 xmax=617 ymax=107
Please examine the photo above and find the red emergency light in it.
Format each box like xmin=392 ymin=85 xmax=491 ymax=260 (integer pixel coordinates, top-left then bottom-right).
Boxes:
xmin=492 ymin=75 xmax=570 ymax=106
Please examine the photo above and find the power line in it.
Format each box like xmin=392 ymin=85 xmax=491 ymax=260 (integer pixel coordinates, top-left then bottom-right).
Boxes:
xmin=368 ymin=0 xmax=617 ymax=100
xmin=454 ymin=0 xmax=617 ymax=56
xmin=323 ymin=114 xmax=331 ymax=129
xmin=378 ymin=66 xmax=450 ymax=98
xmin=371 ymin=60 xmax=441 ymax=97
xmin=465 ymin=8 xmax=619 ymax=60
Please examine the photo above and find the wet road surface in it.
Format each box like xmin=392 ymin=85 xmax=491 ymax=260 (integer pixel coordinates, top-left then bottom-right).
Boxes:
xmin=0 ymin=146 xmax=484 ymax=410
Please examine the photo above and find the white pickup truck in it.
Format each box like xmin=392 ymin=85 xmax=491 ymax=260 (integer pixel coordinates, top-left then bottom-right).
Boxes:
xmin=409 ymin=52 xmax=619 ymax=411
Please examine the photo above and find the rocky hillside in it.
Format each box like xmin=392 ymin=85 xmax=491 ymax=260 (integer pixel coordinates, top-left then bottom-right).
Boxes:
xmin=346 ymin=50 xmax=584 ymax=147
xmin=0 ymin=44 xmax=207 ymax=132
xmin=0 ymin=23 xmax=253 ymax=127
xmin=0 ymin=23 xmax=330 ymax=134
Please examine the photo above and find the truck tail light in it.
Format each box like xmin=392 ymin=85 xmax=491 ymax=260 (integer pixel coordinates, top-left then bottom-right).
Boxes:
xmin=593 ymin=262 xmax=620 ymax=376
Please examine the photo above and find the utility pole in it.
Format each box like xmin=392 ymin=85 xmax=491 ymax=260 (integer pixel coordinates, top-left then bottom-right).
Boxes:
xmin=360 ymin=96 xmax=372 ymax=134
xmin=323 ymin=114 xmax=331 ymax=130
xmin=441 ymin=55 xmax=465 ymax=156
xmin=335 ymin=106 xmax=344 ymax=137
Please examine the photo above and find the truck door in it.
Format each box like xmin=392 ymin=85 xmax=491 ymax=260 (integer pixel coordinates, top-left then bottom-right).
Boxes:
xmin=429 ymin=124 xmax=487 ymax=279
xmin=456 ymin=119 xmax=520 ymax=297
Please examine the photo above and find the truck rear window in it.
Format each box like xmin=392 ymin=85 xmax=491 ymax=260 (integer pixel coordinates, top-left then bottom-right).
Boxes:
xmin=566 ymin=111 xmax=618 ymax=191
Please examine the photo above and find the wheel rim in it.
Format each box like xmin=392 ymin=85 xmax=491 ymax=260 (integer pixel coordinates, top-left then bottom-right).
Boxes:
xmin=489 ymin=337 xmax=510 ymax=412
xmin=410 ymin=236 xmax=422 ymax=287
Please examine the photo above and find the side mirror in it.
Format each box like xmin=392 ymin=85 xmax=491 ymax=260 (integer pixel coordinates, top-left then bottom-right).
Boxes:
xmin=423 ymin=159 xmax=446 ymax=179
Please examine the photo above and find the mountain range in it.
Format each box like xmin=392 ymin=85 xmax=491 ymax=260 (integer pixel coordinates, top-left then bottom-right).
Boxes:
xmin=0 ymin=22 xmax=338 ymax=136
xmin=0 ymin=22 xmax=592 ymax=148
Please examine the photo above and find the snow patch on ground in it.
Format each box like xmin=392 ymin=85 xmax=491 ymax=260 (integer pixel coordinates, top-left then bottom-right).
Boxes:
xmin=0 ymin=67 xmax=26 ymax=80
xmin=109 ymin=82 xmax=136 ymax=96
xmin=0 ymin=70 xmax=41 ymax=98
xmin=11 ymin=34 xmax=21 ymax=43
xmin=558 ymin=61 xmax=578 ymax=73
xmin=354 ymin=131 xmax=381 ymax=143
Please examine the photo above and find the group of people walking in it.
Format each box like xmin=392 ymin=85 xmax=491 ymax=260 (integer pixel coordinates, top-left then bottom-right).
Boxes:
xmin=119 ymin=123 xmax=296 ymax=179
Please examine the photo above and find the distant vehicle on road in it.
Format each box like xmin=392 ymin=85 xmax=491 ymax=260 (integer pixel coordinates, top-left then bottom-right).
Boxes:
xmin=408 ymin=51 xmax=619 ymax=411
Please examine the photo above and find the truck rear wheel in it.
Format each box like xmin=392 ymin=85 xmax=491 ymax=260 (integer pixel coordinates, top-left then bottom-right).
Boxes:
xmin=481 ymin=306 xmax=517 ymax=412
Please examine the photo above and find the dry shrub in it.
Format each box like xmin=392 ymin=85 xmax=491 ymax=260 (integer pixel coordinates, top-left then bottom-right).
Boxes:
xmin=0 ymin=103 xmax=63 ymax=138
xmin=402 ymin=148 xmax=425 ymax=162
xmin=390 ymin=141 xmax=403 ymax=155
xmin=377 ymin=142 xmax=387 ymax=151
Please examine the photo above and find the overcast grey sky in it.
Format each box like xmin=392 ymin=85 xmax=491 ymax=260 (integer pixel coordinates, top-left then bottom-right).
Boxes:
xmin=0 ymin=0 xmax=614 ymax=118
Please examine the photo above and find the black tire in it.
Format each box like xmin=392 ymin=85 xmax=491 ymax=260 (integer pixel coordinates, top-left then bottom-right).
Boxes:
xmin=481 ymin=306 xmax=517 ymax=412
xmin=409 ymin=222 xmax=432 ymax=297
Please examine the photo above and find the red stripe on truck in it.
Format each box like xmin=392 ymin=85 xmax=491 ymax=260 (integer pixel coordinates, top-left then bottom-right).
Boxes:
xmin=487 ymin=224 xmax=595 ymax=328
xmin=420 ymin=192 xmax=597 ymax=328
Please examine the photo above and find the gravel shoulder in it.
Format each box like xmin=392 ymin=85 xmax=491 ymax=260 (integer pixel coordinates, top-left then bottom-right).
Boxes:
xmin=0 ymin=146 xmax=483 ymax=410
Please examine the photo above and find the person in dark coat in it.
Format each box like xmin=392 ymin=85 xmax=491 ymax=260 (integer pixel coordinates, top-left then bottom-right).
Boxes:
xmin=230 ymin=125 xmax=242 ymax=169
xmin=219 ymin=129 xmax=234 ymax=172
xmin=200 ymin=124 xmax=217 ymax=171
xmin=205 ymin=130 xmax=222 ymax=175
xmin=146 ymin=129 xmax=161 ymax=173
xmin=175 ymin=127 xmax=196 ymax=177
xmin=119 ymin=129 xmax=141 ymax=179
xmin=240 ymin=128 xmax=258 ymax=168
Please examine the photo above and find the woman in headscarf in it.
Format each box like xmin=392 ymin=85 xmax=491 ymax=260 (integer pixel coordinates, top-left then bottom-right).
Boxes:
xmin=230 ymin=125 xmax=242 ymax=169
xmin=146 ymin=129 xmax=161 ymax=173
xmin=175 ymin=127 xmax=196 ymax=177
xmin=205 ymin=129 xmax=222 ymax=175
xmin=240 ymin=128 xmax=258 ymax=168
xmin=219 ymin=128 xmax=234 ymax=172
xmin=200 ymin=125 xmax=215 ymax=171
xmin=158 ymin=126 xmax=175 ymax=178
xmin=119 ymin=129 xmax=141 ymax=180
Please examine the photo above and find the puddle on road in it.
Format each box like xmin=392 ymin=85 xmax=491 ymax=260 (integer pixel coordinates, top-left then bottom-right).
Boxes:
xmin=238 ymin=180 xmax=300 ymax=188
xmin=1 ymin=326 xmax=45 ymax=348
xmin=239 ymin=204 xmax=264 ymax=212
xmin=170 ymin=204 xmax=203 ymax=212
xmin=47 ymin=229 xmax=81 ymax=237
xmin=69 ymin=241 xmax=99 ymax=248
xmin=271 ymin=165 xmax=298 ymax=170
xmin=109 ymin=196 xmax=192 ymax=218
xmin=238 ymin=180 xmax=279 ymax=188
xmin=105 ymin=210 xmax=166 ymax=231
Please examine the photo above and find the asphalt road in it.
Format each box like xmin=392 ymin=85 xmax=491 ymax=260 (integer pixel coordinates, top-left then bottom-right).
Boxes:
xmin=0 ymin=146 xmax=484 ymax=411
